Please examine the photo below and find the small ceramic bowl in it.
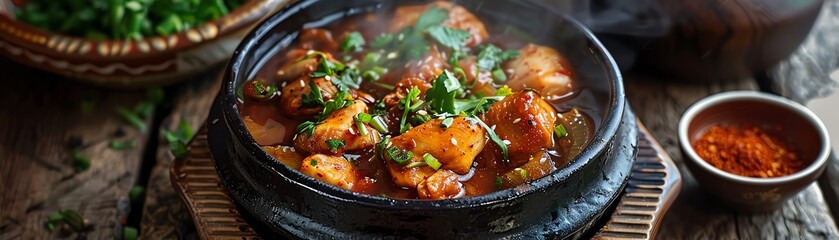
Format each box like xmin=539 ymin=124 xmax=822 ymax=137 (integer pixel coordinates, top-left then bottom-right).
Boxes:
xmin=679 ymin=91 xmax=830 ymax=213
xmin=0 ymin=0 xmax=285 ymax=88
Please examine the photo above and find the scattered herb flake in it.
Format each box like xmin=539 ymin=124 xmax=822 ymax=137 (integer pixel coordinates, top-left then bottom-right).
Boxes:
xmin=495 ymin=176 xmax=503 ymax=188
xmin=519 ymin=168 xmax=528 ymax=179
xmin=310 ymin=159 xmax=318 ymax=167
xmin=109 ymin=140 xmax=135 ymax=150
xmin=128 ymin=185 xmax=144 ymax=202
xmin=124 ymin=226 xmax=138 ymax=240
xmin=117 ymin=107 xmax=146 ymax=131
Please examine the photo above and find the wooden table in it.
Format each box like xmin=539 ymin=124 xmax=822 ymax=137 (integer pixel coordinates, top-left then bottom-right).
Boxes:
xmin=3 ymin=1 xmax=839 ymax=239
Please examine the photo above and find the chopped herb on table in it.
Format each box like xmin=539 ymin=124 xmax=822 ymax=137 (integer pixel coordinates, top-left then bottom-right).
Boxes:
xmin=162 ymin=120 xmax=194 ymax=159
xmin=45 ymin=210 xmax=88 ymax=233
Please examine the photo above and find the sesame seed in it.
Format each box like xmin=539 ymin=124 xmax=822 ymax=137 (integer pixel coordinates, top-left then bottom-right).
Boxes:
xmin=306 ymin=50 xmax=315 ymax=55
xmin=348 ymin=127 xmax=355 ymax=135
xmin=325 ymin=75 xmax=332 ymax=81
xmin=299 ymin=80 xmax=305 ymax=87
xmin=417 ymin=110 xmax=428 ymax=116
xmin=451 ymin=138 xmax=458 ymax=146
xmin=502 ymin=140 xmax=511 ymax=145
xmin=513 ymin=118 xmax=521 ymax=123
xmin=491 ymin=125 xmax=497 ymax=130
xmin=387 ymin=52 xmax=398 ymax=59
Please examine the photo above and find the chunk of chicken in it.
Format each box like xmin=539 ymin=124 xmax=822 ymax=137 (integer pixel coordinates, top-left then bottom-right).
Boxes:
xmin=402 ymin=45 xmax=450 ymax=82
xmin=275 ymin=49 xmax=321 ymax=81
xmin=294 ymin=100 xmax=381 ymax=155
xmin=504 ymin=44 xmax=574 ymax=100
xmin=280 ymin=77 xmax=339 ymax=116
xmin=299 ymin=154 xmax=356 ymax=190
xmin=262 ymin=145 xmax=305 ymax=169
xmin=417 ymin=170 xmax=465 ymax=200
xmin=390 ymin=2 xmax=488 ymax=47
xmin=382 ymin=77 xmax=433 ymax=108
xmin=385 ymin=117 xmax=486 ymax=187
xmin=481 ymin=91 xmax=557 ymax=166
xmin=298 ymin=28 xmax=339 ymax=52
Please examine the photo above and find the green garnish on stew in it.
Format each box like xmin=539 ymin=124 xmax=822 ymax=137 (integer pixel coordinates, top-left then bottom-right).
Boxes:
xmin=340 ymin=31 xmax=366 ymax=52
xmin=422 ymin=153 xmax=442 ymax=170
xmin=326 ymin=139 xmax=346 ymax=153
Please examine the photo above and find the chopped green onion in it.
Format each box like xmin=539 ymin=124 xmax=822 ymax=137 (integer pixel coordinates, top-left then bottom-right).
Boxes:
xmin=354 ymin=113 xmax=372 ymax=136
xmin=422 ymin=153 xmax=442 ymax=170
xmin=310 ymin=159 xmax=318 ymax=166
xmin=405 ymin=161 xmax=428 ymax=168
xmin=370 ymin=116 xmax=389 ymax=134
xmin=491 ymin=68 xmax=507 ymax=83
xmin=518 ymin=168 xmax=528 ymax=179
xmin=554 ymin=124 xmax=568 ymax=138
xmin=386 ymin=147 xmax=413 ymax=164
xmin=440 ymin=117 xmax=454 ymax=129
xmin=495 ymin=176 xmax=503 ymax=188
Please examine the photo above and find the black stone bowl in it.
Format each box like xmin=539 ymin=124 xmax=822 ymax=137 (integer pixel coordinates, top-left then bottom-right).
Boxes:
xmin=208 ymin=0 xmax=636 ymax=238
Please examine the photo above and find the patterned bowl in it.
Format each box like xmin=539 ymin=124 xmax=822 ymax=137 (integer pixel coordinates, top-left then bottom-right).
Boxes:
xmin=0 ymin=0 xmax=286 ymax=88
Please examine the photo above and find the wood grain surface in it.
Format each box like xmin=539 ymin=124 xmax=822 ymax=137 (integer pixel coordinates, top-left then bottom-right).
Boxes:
xmin=625 ymin=76 xmax=839 ymax=239
xmin=139 ymin=69 xmax=222 ymax=239
xmin=0 ymin=58 xmax=153 ymax=239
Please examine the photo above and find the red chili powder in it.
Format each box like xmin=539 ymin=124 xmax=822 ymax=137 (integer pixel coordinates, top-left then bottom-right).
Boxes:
xmin=692 ymin=124 xmax=805 ymax=178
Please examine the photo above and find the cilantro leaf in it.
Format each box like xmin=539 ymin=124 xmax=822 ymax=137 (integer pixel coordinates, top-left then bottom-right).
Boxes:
xmin=425 ymin=70 xmax=461 ymax=114
xmin=415 ymin=6 xmax=448 ymax=30
xmin=296 ymin=120 xmax=317 ymax=137
xmin=301 ymin=80 xmax=324 ymax=107
xmin=326 ymin=139 xmax=345 ymax=152
xmin=477 ymin=44 xmax=520 ymax=71
xmin=370 ymin=33 xmax=394 ymax=48
xmin=340 ymin=31 xmax=365 ymax=52
xmin=470 ymin=116 xmax=509 ymax=163
xmin=427 ymin=25 xmax=471 ymax=50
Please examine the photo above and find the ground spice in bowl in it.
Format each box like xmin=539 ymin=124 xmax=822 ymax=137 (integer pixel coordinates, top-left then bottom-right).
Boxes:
xmin=692 ymin=124 xmax=805 ymax=178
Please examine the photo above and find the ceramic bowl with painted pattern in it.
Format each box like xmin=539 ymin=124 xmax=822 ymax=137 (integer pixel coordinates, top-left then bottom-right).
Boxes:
xmin=679 ymin=91 xmax=831 ymax=213
xmin=0 ymin=0 xmax=286 ymax=88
